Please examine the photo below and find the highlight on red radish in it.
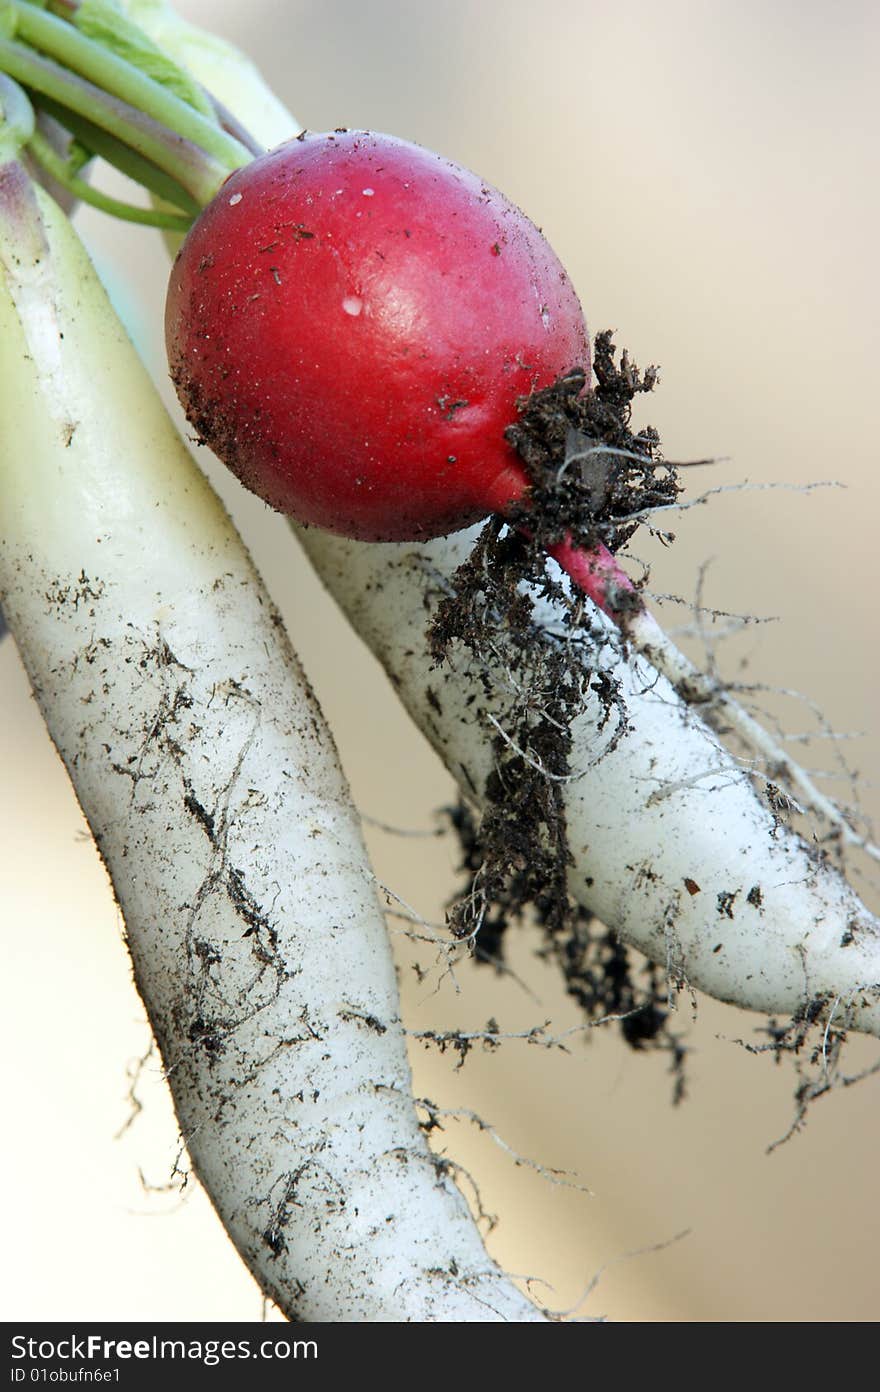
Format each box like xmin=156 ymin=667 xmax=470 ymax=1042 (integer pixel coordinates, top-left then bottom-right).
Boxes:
xmin=165 ymin=128 xmax=590 ymax=542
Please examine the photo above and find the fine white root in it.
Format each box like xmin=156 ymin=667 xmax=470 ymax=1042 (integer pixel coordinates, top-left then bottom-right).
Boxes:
xmin=625 ymin=603 xmax=880 ymax=865
xmin=138 ymin=1 xmax=880 ymax=1038
xmin=0 ymin=166 xmax=544 ymax=1322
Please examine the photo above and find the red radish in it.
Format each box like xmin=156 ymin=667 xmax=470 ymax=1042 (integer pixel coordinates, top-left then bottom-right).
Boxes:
xmin=166 ymin=129 xmax=589 ymax=542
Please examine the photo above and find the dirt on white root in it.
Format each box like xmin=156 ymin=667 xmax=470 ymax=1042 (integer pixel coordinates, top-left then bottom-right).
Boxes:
xmin=429 ymin=334 xmax=689 ymax=1094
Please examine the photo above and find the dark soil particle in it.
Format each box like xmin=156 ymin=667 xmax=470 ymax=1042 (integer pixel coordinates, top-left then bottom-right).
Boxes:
xmin=432 ymin=333 xmax=687 ymax=1089
xmin=503 ymin=329 xmax=679 ymax=554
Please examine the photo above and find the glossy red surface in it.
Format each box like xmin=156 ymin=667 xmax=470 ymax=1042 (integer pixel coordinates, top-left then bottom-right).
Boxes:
xmin=166 ymin=130 xmax=589 ymax=540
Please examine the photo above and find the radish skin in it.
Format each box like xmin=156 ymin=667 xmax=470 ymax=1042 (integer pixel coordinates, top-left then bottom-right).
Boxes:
xmin=135 ymin=1 xmax=880 ymax=1037
xmin=0 ymin=166 xmax=544 ymax=1322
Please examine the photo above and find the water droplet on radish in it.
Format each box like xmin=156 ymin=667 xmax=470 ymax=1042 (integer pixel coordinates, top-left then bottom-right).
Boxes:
xmin=362 ymin=188 xmax=375 ymax=197
xmin=342 ymin=296 xmax=364 ymax=316
xmin=228 ymin=192 xmax=242 ymax=206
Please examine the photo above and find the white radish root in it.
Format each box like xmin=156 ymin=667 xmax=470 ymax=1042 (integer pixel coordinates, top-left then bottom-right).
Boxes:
xmin=299 ymin=526 xmax=880 ymax=1036
xmin=0 ymin=165 xmax=544 ymax=1322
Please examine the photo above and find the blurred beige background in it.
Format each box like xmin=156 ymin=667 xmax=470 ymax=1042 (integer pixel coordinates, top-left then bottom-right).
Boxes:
xmin=2 ymin=0 xmax=878 ymax=1321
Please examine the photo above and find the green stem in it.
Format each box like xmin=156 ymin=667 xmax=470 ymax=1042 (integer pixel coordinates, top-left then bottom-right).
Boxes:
xmin=0 ymin=36 xmax=229 ymax=204
xmin=0 ymin=68 xmax=34 ymax=163
xmin=12 ymin=2 xmax=248 ymax=172
xmin=26 ymin=123 xmax=193 ymax=227
xmin=36 ymin=93 xmax=200 ymax=212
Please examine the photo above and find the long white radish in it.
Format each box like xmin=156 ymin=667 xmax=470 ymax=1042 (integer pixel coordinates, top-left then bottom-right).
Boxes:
xmin=0 ymin=161 xmax=544 ymax=1322
xmin=131 ymin=0 xmax=880 ymax=1037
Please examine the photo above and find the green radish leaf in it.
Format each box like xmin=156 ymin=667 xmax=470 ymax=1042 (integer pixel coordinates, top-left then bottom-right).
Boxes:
xmin=74 ymin=0 xmax=215 ymax=120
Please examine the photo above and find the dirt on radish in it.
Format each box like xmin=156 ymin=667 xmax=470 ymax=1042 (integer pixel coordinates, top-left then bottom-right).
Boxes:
xmin=430 ymin=332 xmax=689 ymax=1091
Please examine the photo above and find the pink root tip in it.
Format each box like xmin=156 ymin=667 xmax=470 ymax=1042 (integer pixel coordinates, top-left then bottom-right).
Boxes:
xmin=547 ymin=535 xmax=640 ymax=625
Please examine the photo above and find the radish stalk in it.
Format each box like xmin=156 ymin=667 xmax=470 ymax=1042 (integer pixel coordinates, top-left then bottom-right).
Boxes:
xmin=128 ymin=0 xmax=880 ymax=1037
xmin=9 ymin=0 xmax=248 ymax=172
xmin=25 ymin=120 xmax=193 ymax=226
xmin=0 ymin=157 xmax=545 ymax=1321
xmin=0 ymin=20 xmax=241 ymax=205
xmin=33 ymin=93 xmax=202 ymax=210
